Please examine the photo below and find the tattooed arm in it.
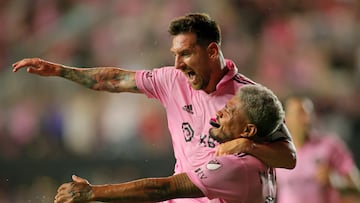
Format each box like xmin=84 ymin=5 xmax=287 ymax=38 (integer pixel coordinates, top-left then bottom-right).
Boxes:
xmin=54 ymin=174 xmax=203 ymax=203
xmin=12 ymin=58 xmax=140 ymax=93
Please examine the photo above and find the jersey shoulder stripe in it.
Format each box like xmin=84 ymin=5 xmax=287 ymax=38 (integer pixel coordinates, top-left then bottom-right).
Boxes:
xmin=232 ymin=73 xmax=256 ymax=85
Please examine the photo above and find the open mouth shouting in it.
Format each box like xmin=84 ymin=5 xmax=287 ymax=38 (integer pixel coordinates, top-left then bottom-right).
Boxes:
xmin=210 ymin=117 xmax=220 ymax=128
xmin=185 ymin=69 xmax=196 ymax=83
xmin=180 ymin=66 xmax=204 ymax=90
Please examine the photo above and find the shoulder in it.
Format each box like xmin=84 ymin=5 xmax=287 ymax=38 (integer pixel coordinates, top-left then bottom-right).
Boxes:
xmin=136 ymin=66 xmax=186 ymax=87
xmin=156 ymin=66 xmax=180 ymax=74
xmin=206 ymin=154 xmax=264 ymax=173
xmin=225 ymin=59 xmax=256 ymax=84
xmin=137 ymin=66 xmax=180 ymax=76
xmin=233 ymin=73 xmax=257 ymax=85
xmin=309 ymin=131 xmax=351 ymax=153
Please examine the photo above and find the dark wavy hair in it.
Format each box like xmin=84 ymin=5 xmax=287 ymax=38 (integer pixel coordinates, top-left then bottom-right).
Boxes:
xmin=168 ymin=13 xmax=221 ymax=46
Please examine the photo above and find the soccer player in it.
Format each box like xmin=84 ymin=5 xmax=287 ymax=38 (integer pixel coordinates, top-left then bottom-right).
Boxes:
xmin=276 ymin=96 xmax=360 ymax=203
xmin=13 ymin=13 xmax=296 ymax=202
xmin=54 ymin=84 xmax=283 ymax=203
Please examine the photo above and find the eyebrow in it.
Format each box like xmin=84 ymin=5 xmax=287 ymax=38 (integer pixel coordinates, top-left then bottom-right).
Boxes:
xmin=224 ymin=104 xmax=231 ymax=114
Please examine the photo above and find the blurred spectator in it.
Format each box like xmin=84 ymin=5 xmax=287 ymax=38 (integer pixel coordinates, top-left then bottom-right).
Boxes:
xmin=276 ymin=96 xmax=360 ymax=203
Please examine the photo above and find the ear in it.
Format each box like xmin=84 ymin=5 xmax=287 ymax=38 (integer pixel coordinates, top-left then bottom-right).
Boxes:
xmin=207 ymin=42 xmax=219 ymax=59
xmin=240 ymin=124 xmax=257 ymax=137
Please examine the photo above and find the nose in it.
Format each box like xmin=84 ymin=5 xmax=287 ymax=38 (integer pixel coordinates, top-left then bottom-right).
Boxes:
xmin=216 ymin=109 xmax=223 ymax=119
xmin=174 ymin=55 xmax=185 ymax=70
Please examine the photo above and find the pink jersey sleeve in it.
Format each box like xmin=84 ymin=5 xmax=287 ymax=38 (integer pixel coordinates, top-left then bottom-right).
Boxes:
xmin=135 ymin=67 xmax=179 ymax=105
xmin=186 ymin=154 xmax=274 ymax=203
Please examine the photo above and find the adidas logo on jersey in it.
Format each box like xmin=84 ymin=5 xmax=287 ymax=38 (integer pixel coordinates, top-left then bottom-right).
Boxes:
xmin=182 ymin=104 xmax=194 ymax=114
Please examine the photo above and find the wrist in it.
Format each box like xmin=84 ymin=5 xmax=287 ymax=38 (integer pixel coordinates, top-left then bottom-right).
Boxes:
xmin=58 ymin=65 xmax=68 ymax=77
xmin=91 ymin=185 xmax=103 ymax=201
xmin=245 ymin=139 xmax=256 ymax=154
xmin=92 ymin=184 xmax=120 ymax=202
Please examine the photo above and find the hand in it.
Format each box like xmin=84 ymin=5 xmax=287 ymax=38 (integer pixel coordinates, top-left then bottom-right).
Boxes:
xmin=54 ymin=175 xmax=93 ymax=203
xmin=316 ymin=163 xmax=331 ymax=187
xmin=215 ymin=138 xmax=254 ymax=156
xmin=12 ymin=58 xmax=62 ymax=76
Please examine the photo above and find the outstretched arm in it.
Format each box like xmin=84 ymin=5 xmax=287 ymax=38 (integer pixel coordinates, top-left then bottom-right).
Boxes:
xmin=12 ymin=58 xmax=140 ymax=93
xmin=215 ymin=124 xmax=296 ymax=169
xmin=54 ymin=174 xmax=203 ymax=203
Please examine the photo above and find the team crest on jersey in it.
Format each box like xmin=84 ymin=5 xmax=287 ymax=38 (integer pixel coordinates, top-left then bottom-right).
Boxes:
xmin=206 ymin=159 xmax=222 ymax=170
xmin=182 ymin=122 xmax=194 ymax=142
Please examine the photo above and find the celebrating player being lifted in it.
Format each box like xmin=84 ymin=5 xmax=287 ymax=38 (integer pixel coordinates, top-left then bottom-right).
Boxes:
xmin=54 ymin=84 xmax=283 ymax=203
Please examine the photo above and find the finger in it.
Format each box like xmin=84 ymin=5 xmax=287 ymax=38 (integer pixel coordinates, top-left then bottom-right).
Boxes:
xmin=57 ymin=183 xmax=70 ymax=192
xmin=54 ymin=194 xmax=71 ymax=203
xmin=12 ymin=62 xmax=19 ymax=69
xmin=12 ymin=59 xmax=33 ymax=72
xmin=54 ymin=193 xmax=62 ymax=202
xmin=56 ymin=187 xmax=71 ymax=197
xmin=54 ymin=193 xmax=72 ymax=203
xmin=12 ymin=59 xmax=27 ymax=68
xmin=55 ymin=188 xmax=74 ymax=203
xmin=12 ymin=62 xmax=24 ymax=72
xmin=72 ymin=175 xmax=89 ymax=184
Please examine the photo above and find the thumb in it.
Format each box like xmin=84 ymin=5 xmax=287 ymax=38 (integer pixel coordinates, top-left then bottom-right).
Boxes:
xmin=72 ymin=175 xmax=89 ymax=184
xmin=27 ymin=67 xmax=40 ymax=74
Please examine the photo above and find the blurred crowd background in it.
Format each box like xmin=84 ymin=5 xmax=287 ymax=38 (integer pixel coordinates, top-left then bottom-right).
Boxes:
xmin=0 ymin=0 xmax=360 ymax=202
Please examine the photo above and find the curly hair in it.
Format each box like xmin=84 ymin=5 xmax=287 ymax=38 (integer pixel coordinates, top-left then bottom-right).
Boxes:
xmin=237 ymin=85 xmax=285 ymax=137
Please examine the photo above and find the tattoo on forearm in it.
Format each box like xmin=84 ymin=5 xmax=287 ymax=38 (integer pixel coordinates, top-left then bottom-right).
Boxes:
xmin=60 ymin=67 xmax=138 ymax=92
xmin=173 ymin=174 xmax=203 ymax=197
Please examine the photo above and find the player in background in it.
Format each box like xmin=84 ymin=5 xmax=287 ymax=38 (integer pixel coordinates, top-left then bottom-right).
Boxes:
xmin=276 ymin=96 xmax=360 ymax=203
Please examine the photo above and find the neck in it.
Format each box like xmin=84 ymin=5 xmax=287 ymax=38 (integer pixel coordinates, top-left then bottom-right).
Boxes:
xmin=293 ymin=131 xmax=308 ymax=148
xmin=204 ymin=56 xmax=228 ymax=94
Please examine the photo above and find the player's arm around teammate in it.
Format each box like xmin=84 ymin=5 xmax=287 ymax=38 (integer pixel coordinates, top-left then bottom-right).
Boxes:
xmin=216 ymin=124 xmax=296 ymax=169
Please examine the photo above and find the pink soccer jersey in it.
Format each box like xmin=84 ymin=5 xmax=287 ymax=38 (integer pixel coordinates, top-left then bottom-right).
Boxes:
xmin=276 ymin=132 xmax=356 ymax=203
xmin=136 ymin=60 xmax=256 ymax=174
xmin=187 ymin=154 xmax=276 ymax=203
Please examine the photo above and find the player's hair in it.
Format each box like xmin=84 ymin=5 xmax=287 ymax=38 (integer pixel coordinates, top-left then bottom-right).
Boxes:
xmin=237 ymin=85 xmax=285 ymax=137
xmin=283 ymin=94 xmax=314 ymax=115
xmin=168 ymin=13 xmax=221 ymax=46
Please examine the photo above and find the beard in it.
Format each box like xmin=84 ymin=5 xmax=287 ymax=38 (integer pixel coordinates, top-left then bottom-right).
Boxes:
xmin=189 ymin=75 xmax=204 ymax=90
xmin=209 ymin=127 xmax=227 ymax=143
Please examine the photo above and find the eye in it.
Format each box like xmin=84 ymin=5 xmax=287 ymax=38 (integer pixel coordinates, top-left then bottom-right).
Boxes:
xmin=224 ymin=105 xmax=230 ymax=113
xmin=180 ymin=51 xmax=191 ymax=57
